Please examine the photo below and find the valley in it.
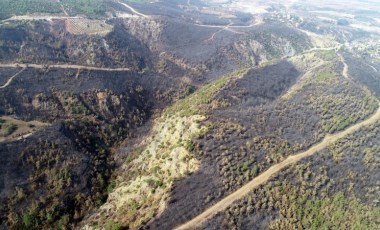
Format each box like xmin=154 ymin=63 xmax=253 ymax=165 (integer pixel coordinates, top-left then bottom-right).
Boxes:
xmin=0 ymin=0 xmax=379 ymax=230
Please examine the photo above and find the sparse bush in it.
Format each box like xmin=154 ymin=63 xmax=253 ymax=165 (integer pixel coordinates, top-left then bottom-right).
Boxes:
xmin=184 ymin=140 xmax=195 ymax=152
xmin=105 ymin=220 xmax=122 ymax=230
xmin=5 ymin=123 xmax=18 ymax=136
xmin=22 ymin=213 xmax=34 ymax=229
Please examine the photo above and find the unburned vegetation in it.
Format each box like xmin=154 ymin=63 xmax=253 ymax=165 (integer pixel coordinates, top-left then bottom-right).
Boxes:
xmin=0 ymin=116 xmax=48 ymax=142
xmin=0 ymin=0 xmax=61 ymax=20
xmin=0 ymin=0 xmax=107 ymax=20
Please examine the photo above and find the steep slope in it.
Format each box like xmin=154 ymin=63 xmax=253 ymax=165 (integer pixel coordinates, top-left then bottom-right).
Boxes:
xmin=121 ymin=17 xmax=311 ymax=81
xmin=0 ymin=20 xmax=152 ymax=70
xmin=0 ymin=65 xmax=192 ymax=228
xmin=1 ymin=1 xmax=379 ymax=229
xmin=146 ymin=49 xmax=378 ymax=230
xmin=202 ymin=118 xmax=380 ymax=229
xmin=81 ymin=69 xmax=248 ymax=229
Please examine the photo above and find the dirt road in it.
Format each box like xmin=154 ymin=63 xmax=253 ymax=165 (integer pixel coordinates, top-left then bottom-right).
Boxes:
xmin=365 ymin=63 xmax=378 ymax=73
xmin=116 ymin=0 xmax=149 ymax=18
xmin=58 ymin=0 xmax=69 ymax=16
xmin=0 ymin=63 xmax=130 ymax=72
xmin=194 ymin=18 xmax=263 ymax=29
xmin=175 ymin=103 xmax=380 ymax=229
xmin=0 ymin=68 xmax=25 ymax=89
xmin=2 ymin=15 xmax=81 ymax=22
xmin=338 ymin=53 xmax=350 ymax=80
xmin=0 ymin=63 xmax=130 ymax=89
xmin=202 ymin=18 xmax=263 ymax=42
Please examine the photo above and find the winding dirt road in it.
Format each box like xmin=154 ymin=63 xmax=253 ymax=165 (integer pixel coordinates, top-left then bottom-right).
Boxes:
xmin=175 ymin=101 xmax=380 ymax=230
xmin=0 ymin=63 xmax=130 ymax=72
xmin=366 ymin=63 xmax=378 ymax=73
xmin=0 ymin=63 xmax=130 ymax=89
xmin=0 ymin=68 xmax=25 ymax=89
xmin=194 ymin=18 xmax=263 ymax=29
xmin=202 ymin=18 xmax=263 ymax=42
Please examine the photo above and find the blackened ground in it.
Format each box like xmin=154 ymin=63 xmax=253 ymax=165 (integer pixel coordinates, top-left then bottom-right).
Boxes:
xmin=201 ymin=121 xmax=380 ymax=230
xmin=145 ymin=55 xmax=378 ymax=230
xmin=344 ymin=53 xmax=380 ymax=98
xmin=0 ymin=67 xmax=22 ymax=85
xmin=0 ymin=123 xmax=103 ymax=229
xmin=214 ymin=60 xmax=300 ymax=107
xmin=0 ymin=61 xmax=192 ymax=228
xmin=145 ymin=155 xmax=223 ymax=230
xmin=146 ymin=61 xmax=303 ymax=229
xmin=0 ymin=21 xmax=154 ymax=71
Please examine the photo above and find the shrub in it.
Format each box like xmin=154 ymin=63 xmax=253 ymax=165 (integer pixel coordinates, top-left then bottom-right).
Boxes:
xmin=107 ymin=181 xmax=117 ymax=193
xmin=105 ymin=221 xmax=122 ymax=230
xmin=184 ymin=140 xmax=195 ymax=152
xmin=22 ymin=213 xmax=34 ymax=229
xmin=56 ymin=215 xmax=69 ymax=230
xmin=5 ymin=123 xmax=18 ymax=136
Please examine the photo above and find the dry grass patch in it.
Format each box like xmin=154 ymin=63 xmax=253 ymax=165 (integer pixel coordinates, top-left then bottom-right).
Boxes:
xmin=282 ymin=50 xmax=338 ymax=100
xmin=0 ymin=116 xmax=49 ymax=142
xmin=81 ymin=69 xmax=247 ymax=229
xmin=298 ymin=28 xmax=339 ymax=48
xmin=83 ymin=115 xmax=205 ymax=229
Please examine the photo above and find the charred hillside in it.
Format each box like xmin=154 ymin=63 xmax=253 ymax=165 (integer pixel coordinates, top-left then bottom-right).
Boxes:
xmin=0 ymin=0 xmax=379 ymax=229
xmin=0 ymin=43 xmax=193 ymax=228
xmin=0 ymin=21 xmax=153 ymax=71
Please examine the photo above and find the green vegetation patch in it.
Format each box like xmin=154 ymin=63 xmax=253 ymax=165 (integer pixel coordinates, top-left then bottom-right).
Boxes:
xmin=61 ymin=0 xmax=106 ymax=17
xmin=317 ymin=92 xmax=378 ymax=133
xmin=0 ymin=0 xmax=107 ymax=20
xmin=316 ymin=49 xmax=337 ymax=62
xmin=285 ymin=192 xmax=379 ymax=230
xmin=314 ymin=70 xmax=336 ymax=83
xmin=164 ymin=68 xmax=247 ymax=117
xmin=105 ymin=220 xmax=122 ymax=230
xmin=0 ymin=0 xmax=61 ymax=20
xmin=326 ymin=114 xmax=352 ymax=132
xmin=5 ymin=123 xmax=18 ymax=136
xmin=1 ymin=123 xmax=19 ymax=136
